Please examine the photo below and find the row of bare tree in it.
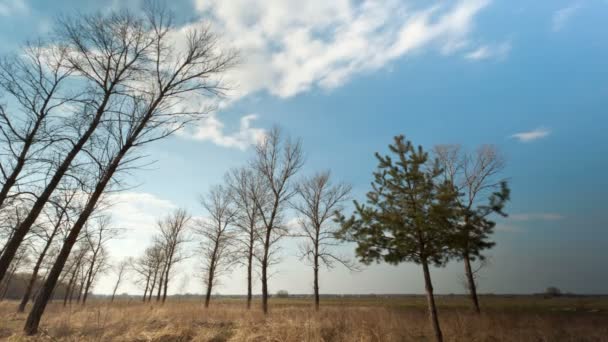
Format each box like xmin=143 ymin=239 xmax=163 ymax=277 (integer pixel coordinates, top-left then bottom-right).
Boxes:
xmin=129 ymin=127 xmax=356 ymax=313
xmin=0 ymin=3 xmax=235 ymax=335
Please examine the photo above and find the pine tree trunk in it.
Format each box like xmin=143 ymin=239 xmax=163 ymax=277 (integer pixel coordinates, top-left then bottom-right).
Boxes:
xmin=422 ymin=260 xmax=443 ymax=342
xmin=463 ymin=252 xmax=481 ymax=314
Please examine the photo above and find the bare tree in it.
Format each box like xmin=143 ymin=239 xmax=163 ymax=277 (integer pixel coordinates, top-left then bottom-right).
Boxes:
xmin=434 ymin=144 xmax=509 ymax=314
xmin=292 ymin=171 xmax=354 ymax=311
xmin=110 ymin=258 xmax=129 ymax=302
xmin=225 ymin=167 xmax=263 ymax=309
xmin=250 ymin=127 xmax=304 ymax=314
xmin=196 ymin=184 xmax=237 ymax=308
xmin=0 ymin=43 xmax=72 ymax=214
xmin=0 ymin=8 xmax=156 ymax=282
xmin=25 ymin=4 xmax=234 ymax=333
xmin=81 ymin=216 xmax=116 ymax=305
xmin=62 ymin=244 xmax=88 ymax=306
xmin=157 ymin=208 xmax=190 ymax=303
xmin=17 ymin=187 xmax=76 ymax=312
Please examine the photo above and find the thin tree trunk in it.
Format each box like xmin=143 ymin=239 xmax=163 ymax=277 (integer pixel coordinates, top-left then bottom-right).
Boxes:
xmin=18 ymin=245 xmax=49 ymax=312
xmin=156 ymin=270 xmax=164 ymax=302
xmin=148 ymin=269 xmax=157 ymax=302
xmin=422 ymin=260 xmax=443 ymax=342
xmin=162 ymin=268 xmax=169 ymax=303
xmin=313 ymin=265 xmax=319 ymax=311
xmin=261 ymin=239 xmax=270 ymax=314
xmin=463 ymin=252 xmax=481 ymax=314
xmin=205 ymin=261 xmax=215 ymax=308
xmin=142 ymin=273 xmax=150 ymax=303
xmin=314 ymin=238 xmax=320 ymax=311
xmin=246 ymin=244 xmax=253 ymax=310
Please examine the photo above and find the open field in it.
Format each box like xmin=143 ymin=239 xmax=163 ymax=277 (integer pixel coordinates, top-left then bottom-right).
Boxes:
xmin=1 ymin=296 xmax=607 ymax=341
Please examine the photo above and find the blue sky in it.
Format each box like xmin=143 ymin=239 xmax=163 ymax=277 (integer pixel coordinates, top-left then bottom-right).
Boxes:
xmin=1 ymin=0 xmax=607 ymax=295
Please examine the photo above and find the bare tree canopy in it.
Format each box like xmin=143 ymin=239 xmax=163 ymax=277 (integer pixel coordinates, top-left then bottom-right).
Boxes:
xmin=250 ymin=126 xmax=304 ymax=314
xmin=224 ymin=166 xmax=265 ymax=309
xmin=434 ymin=144 xmax=510 ymax=314
xmin=196 ymin=184 xmax=237 ymax=308
xmin=292 ymin=171 xmax=355 ymax=310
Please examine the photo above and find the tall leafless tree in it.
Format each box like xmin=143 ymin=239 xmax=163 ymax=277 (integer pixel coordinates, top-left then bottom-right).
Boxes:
xmin=157 ymin=209 xmax=190 ymax=304
xmin=110 ymin=258 xmax=129 ymax=302
xmin=292 ymin=171 xmax=354 ymax=311
xmin=0 ymin=9 xmax=156 ymax=282
xmin=196 ymin=184 xmax=236 ymax=308
xmin=225 ymin=167 xmax=264 ymax=309
xmin=250 ymin=127 xmax=303 ymax=314
xmin=25 ymin=4 xmax=234 ymax=333
xmin=434 ymin=144 xmax=509 ymax=314
xmin=81 ymin=216 xmax=116 ymax=305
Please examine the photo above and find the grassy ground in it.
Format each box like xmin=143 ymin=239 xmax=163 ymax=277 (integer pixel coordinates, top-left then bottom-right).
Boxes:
xmin=0 ymin=296 xmax=607 ymax=341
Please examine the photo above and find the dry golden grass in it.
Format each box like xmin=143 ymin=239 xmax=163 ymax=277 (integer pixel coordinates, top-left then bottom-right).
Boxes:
xmin=0 ymin=297 xmax=606 ymax=341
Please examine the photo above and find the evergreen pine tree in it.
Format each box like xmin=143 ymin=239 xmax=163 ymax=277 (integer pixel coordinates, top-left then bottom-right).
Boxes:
xmin=337 ymin=135 xmax=459 ymax=342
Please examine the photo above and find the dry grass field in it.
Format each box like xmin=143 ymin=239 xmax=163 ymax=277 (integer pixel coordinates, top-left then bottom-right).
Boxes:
xmin=1 ymin=296 xmax=607 ymax=341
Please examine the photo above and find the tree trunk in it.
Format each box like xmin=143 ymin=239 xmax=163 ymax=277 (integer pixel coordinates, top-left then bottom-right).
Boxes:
xmin=463 ymin=252 xmax=481 ymax=314
xmin=23 ymin=145 xmax=122 ymax=335
xmin=422 ymin=260 xmax=443 ymax=342
xmin=156 ymin=271 xmax=164 ymax=302
xmin=148 ymin=270 xmax=157 ymax=302
xmin=111 ymin=278 xmax=120 ymax=302
xmin=314 ymin=239 xmax=320 ymax=311
xmin=18 ymin=240 xmax=52 ymax=312
xmin=313 ymin=265 xmax=319 ymax=311
xmin=162 ymin=266 xmax=169 ymax=304
xmin=204 ymin=276 xmax=213 ymax=309
xmin=246 ymin=244 xmax=253 ymax=310
xmin=142 ymin=274 xmax=150 ymax=303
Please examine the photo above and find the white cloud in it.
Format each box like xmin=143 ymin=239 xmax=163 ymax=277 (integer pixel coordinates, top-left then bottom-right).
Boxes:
xmin=180 ymin=113 xmax=266 ymax=150
xmin=465 ymin=41 xmax=511 ymax=61
xmin=194 ymin=0 xmax=491 ymax=99
xmin=176 ymin=1 xmax=492 ymax=149
xmin=0 ymin=0 xmax=27 ymax=16
xmin=552 ymin=3 xmax=582 ymax=31
xmin=510 ymin=213 xmax=565 ymax=222
xmin=510 ymin=127 xmax=551 ymax=142
xmin=98 ymin=191 xmax=177 ymax=260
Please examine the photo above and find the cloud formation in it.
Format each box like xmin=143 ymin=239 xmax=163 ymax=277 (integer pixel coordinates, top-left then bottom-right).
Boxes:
xmin=552 ymin=3 xmax=582 ymax=31
xmin=465 ymin=41 xmax=511 ymax=61
xmin=195 ymin=0 xmax=491 ymax=99
xmin=177 ymin=1 xmax=493 ymax=149
xmin=510 ymin=127 xmax=551 ymax=142
xmin=181 ymin=113 xmax=266 ymax=150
